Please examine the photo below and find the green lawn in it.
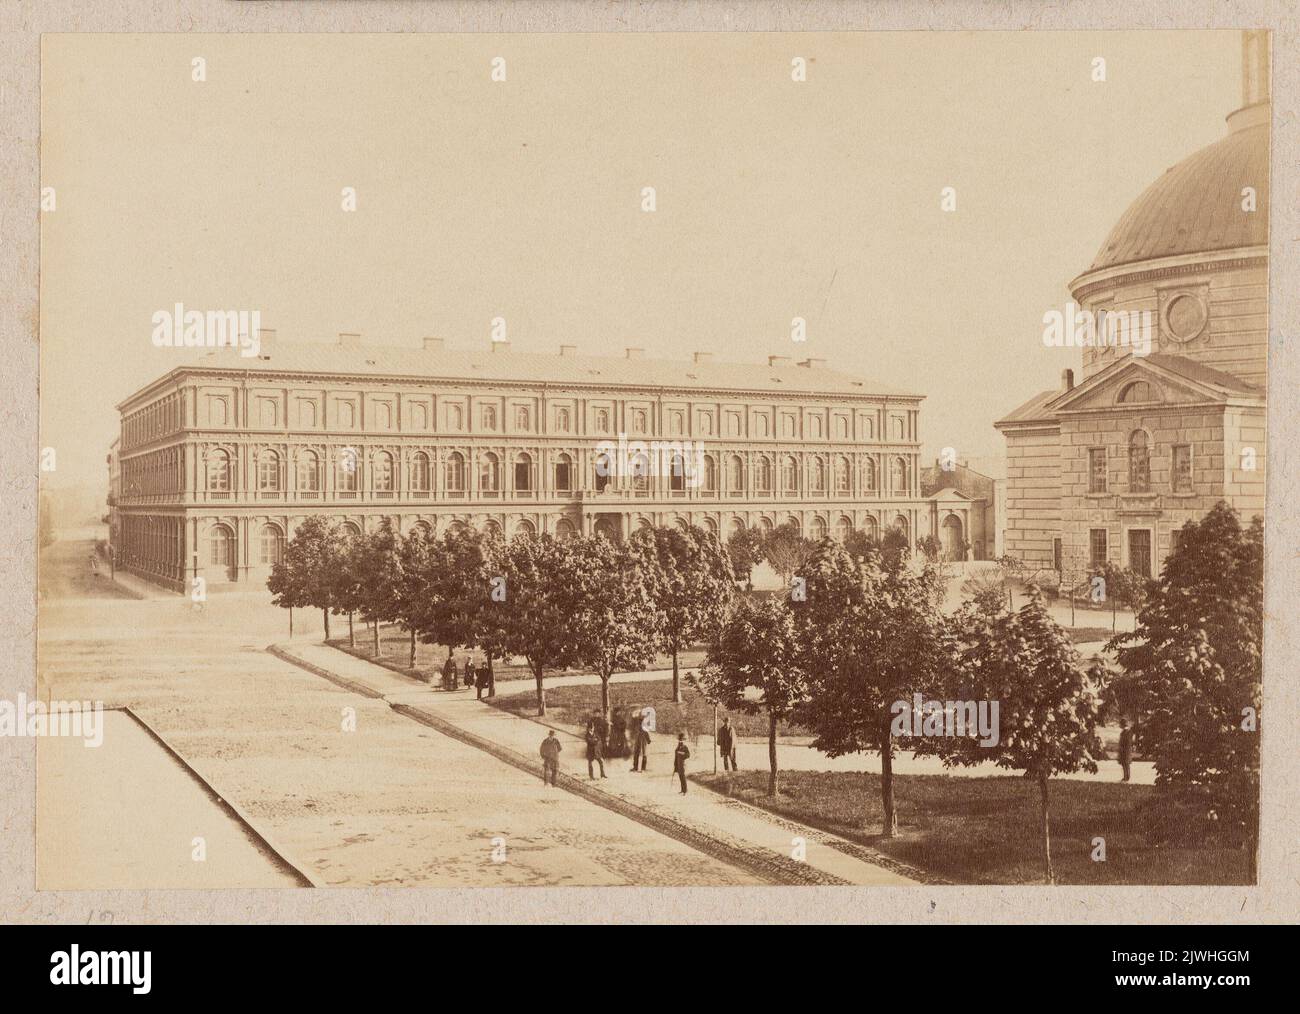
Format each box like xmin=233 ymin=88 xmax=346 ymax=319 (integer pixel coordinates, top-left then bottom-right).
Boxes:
xmin=695 ymin=770 xmax=1252 ymax=885
xmin=487 ymin=678 xmax=805 ymax=739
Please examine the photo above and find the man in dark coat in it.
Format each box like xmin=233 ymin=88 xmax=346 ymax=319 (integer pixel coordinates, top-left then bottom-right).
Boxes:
xmin=540 ymin=730 xmax=561 ymax=787
xmin=1118 ymin=719 xmax=1133 ymax=782
xmin=718 ymin=716 xmax=738 ymax=771
xmin=630 ymin=709 xmax=651 ymax=772
xmin=673 ymin=733 xmax=691 ymax=794
xmin=585 ymin=720 xmax=607 ymax=780
xmin=442 ymin=656 xmax=456 ymax=691
xmin=475 ymin=663 xmax=487 ymax=700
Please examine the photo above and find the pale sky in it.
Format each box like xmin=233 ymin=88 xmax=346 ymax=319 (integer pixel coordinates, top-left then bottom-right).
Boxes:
xmin=40 ymin=31 xmax=1243 ymax=489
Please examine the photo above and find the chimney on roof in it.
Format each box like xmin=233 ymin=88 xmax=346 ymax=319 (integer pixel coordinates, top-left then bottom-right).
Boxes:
xmin=559 ymin=345 xmax=577 ymax=357
xmin=1229 ymin=30 xmax=1271 ymax=131
xmin=797 ymin=358 xmax=827 ymax=369
xmin=768 ymin=355 xmax=791 ymax=367
xmin=422 ymin=336 xmax=445 ymax=352
xmin=339 ymin=332 xmax=361 ymax=349
xmin=256 ymin=328 xmax=275 ymax=359
xmin=491 ymin=339 xmax=511 ymax=353
xmin=693 ymin=352 xmax=714 ymax=365
xmin=625 ymin=347 xmax=644 ymax=360
xmin=1062 ymin=368 xmax=1075 ymax=391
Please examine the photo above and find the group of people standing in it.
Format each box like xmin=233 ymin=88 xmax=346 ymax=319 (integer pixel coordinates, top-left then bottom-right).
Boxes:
xmin=539 ymin=708 xmax=741 ymax=796
xmin=440 ymin=655 xmax=495 ymax=699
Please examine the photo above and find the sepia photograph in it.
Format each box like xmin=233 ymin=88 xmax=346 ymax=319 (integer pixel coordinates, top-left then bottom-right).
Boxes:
xmin=2 ymin=2 xmax=1295 ymax=969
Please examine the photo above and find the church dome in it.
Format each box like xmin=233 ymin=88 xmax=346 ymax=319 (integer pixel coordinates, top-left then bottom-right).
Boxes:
xmin=1088 ymin=115 xmax=1268 ymax=273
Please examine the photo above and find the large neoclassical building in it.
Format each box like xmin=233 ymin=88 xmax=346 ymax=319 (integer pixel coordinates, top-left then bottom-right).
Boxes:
xmin=110 ymin=337 xmax=989 ymax=591
xmin=995 ymin=31 xmax=1269 ymax=580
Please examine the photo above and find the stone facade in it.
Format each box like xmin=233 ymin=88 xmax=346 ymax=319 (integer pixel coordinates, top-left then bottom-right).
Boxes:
xmin=109 ymin=341 xmax=974 ymax=592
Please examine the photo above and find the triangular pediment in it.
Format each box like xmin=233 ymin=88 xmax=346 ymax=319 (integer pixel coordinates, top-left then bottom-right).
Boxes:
xmin=1049 ymin=355 xmax=1245 ymax=415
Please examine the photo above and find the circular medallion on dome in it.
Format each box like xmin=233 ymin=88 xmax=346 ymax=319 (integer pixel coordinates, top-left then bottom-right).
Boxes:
xmin=1162 ymin=292 xmax=1209 ymax=343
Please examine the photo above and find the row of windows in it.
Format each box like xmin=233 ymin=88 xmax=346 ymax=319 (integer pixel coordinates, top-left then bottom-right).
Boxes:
xmin=206 ymin=393 xmax=911 ymax=442
xmin=120 ymin=448 xmax=183 ymax=497
xmin=1087 ymin=434 xmax=1194 ymax=495
xmin=123 ymin=394 xmax=182 ymax=450
xmin=200 ymin=449 xmax=915 ymax=497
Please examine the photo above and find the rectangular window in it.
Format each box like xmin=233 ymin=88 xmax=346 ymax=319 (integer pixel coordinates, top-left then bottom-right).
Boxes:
xmin=1053 ymin=538 xmax=1062 ymax=572
xmin=1089 ymin=528 xmax=1108 ymax=568
xmin=1088 ymin=448 xmax=1107 ymax=493
xmin=1172 ymin=444 xmax=1193 ymax=492
xmin=1128 ymin=529 xmax=1152 ymax=578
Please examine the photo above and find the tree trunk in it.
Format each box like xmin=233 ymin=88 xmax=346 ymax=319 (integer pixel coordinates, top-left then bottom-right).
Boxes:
xmin=322 ymin=609 xmax=330 ymax=641
xmin=373 ymin=619 xmax=381 ymax=656
xmin=600 ymin=674 xmax=611 ymax=730
xmin=534 ymin=663 xmax=546 ymax=716
xmin=671 ymin=646 xmax=681 ymax=703
xmin=348 ymin=612 xmax=355 ymax=648
xmin=288 ymin=607 xmax=293 ymax=639
xmin=880 ymin=716 xmax=898 ymax=837
xmin=767 ymin=712 xmax=779 ymax=796
xmin=487 ymin=655 xmax=496 ymax=698
xmin=1038 ymin=768 xmax=1055 ymax=885
xmin=409 ymin=628 xmax=417 ymax=668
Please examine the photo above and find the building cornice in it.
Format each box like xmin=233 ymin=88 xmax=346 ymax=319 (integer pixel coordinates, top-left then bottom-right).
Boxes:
xmin=1069 ymin=245 xmax=1267 ymax=302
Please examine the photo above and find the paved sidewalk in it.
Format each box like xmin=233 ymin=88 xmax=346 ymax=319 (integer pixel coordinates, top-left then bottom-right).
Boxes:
xmin=273 ymin=641 xmax=928 ymax=886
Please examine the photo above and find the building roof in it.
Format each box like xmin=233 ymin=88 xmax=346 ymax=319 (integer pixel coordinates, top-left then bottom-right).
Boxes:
xmin=1140 ymin=353 xmax=1261 ymax=395
xmin=162 ymin=341 xmax=921 ymax=400
xmin=994 ymin=386 xmax=1063 ymax=427
xmin=1087 ymin=118 xmax=1268 ymax=273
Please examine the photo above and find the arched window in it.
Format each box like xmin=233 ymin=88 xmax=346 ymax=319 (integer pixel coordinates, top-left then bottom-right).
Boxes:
xmin=835 ymin=516 xmax=853 ymax=542
xmin=297 ymin=450 xmax=320 ymax=494
xmin=556 ymin=408 xmax=571 ymax=432
xmin=338 ymin=402 xmax=356 ymax=428
xmin=555 ymin=517 xmax=577 ymax=541
xmin=595 ymin=408 xmax=610 ymax=432
xmin=1128 ymin=431 xmax=1150 ymax=493
xmin=336 ymin=450 xmax=358 ymax=495
xmin=445 ymin=451 xmax=465 ymax=493
xmin=259 ymin=523 xmax=285 ymax=565
xmin=781 ymin=415 xmax=796 ymax=438
xmin=595 ymin=451 xmax=613 ymax=493
xmin=341 ymin=521 xmax=362 ymax=540
xmin=698 ymin=414 xmax=713 ymax=436
xmin=892 ymin=416 xmax=905 ymax=440
xmin=373 ymin=451 xmax=395 ymax=493
xmin=809 ymin=517 xmax=828 ymax=541
xmin=482 ymin=405 xmax=498 ymax=431
xmin=834 ymin=416 xmax=849 ymax=440
xmin=632 ymin=409 xmax=647 ymax=434
xmin=863 ymin=458 xmax=878 ymax=492
xmin=631 ymin=451 xmax=650 ymax=494
xmin=410 ymin=452 xmax=431 ymax=494
xmin=374 ymin=402 xmax=392 ymax=430
xmin=702 ymin=454 xmax=718 ymax=493
xmin=209 ymin=523 xmax=235 ymax=567
xmin=208 ymin=449 xmax=232 ymax=495
xmin=515 ymin=519 xmax=537 ymax=538
xmin=670 ymin=453 xmax=687 ymax=493
xmin=669 ymin=410 xmax=684 ymax=435
xmin=834 ymin=456 xmax=851 ymax=495
xmin=809 ymin=416 xmax=824 ymax=439
xmin=755 ymin=415 xmax=770 ymax=438
xmin=447 ymin=404 xmax=464 ymax=431
xmin=514 ymin=452 xmax=533 ymax=492
xmin=893 ymin=515 xmax=909 ymax=540
xmin=702 ymin=516 xmax=719 ymax=537
xmin=891 ymin=456 xmax=908 ymax=495
xmin=781 ymin=455 xmax=799 ymax=495
xmin=726 ymin=454 xmax=745 ymax=494
xmin=810 ymin=457 xmax=827 ymax=494
xmin=480 ymin=452 xmax=500 ymax=493
xmin=411 ymin=403 xmax=428 ymax=430
xmin=725 ymin=413 xmax=741 ymax=437
xmin=298 ymin=400 xmax=317 ymax=428
xmin=259 ymin=451 xmax=283 ymax=493
xmin=515 ymin=406 xmax=531 ymax=431
xmin=554 ymin=453 xmax=573 ymax=492
xmin=1119 ymin=381 xmax=1155 ymax=404
xmin=755 ymin=456 xmax=772 ymax=493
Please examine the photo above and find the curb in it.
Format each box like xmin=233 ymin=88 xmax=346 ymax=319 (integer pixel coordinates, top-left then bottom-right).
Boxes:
xmin=119 ymin=706 xmax=322 ymax=888
xmin=269 ymin=644 xmax=850 ymax=886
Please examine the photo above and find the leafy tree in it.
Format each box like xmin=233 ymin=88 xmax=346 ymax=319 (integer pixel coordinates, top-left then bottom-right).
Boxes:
xmin=878 ymin=526 xmax=911 ymax=570
xmin=725 ymin=525 xmax=764 ymax=590
xmin=267 ymin=516 xmax=342 ymax=639
xmin=492 ymin=532 xmax=580 ymax=716
xmin=394 ymin=526 xmax=442 ymax=668
xmin=350 ymin=519 xmax=404 ymax=656
xmin=928 ymin=584 xmax=1104 ymax=883
xmin=331 ymin=528 xmax=369 ymax=647
xmin=1108 ymin=502 xmax=1262 ymax=867
xmin=793 ymin=539 xmax=949 ymax=836
xmin=697 ymin=595 xmax=809 ymax=795
xmin=916 ymin=534 xmax=942 ymax=563
xmin=841 ymin=528 xmax=879 ymax=565
xmin=762 ymin=521 xmax=811 ymax=585
xmin=637 ymin=524 xmax=735 ymax=703
xmin=1091 ymin=561 xmax=1153 ymax=633
xmin=569 ymin=534 xmax=659 ymax=727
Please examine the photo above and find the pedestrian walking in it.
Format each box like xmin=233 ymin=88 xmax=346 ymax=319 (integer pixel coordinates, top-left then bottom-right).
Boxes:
xmin=442 ymin=656 xmax=456 ymax=691
xmin=585 ymin=720 xmax=607 ymax=780
xmin=718 ymin=716 xmax=739 ymax=772
xmin=474 ymin=663 xmax=488 ymax=700
xmin=463 ymin=659 xmax=475 ymax=689
xmin=630 ymin=709 xmax=650 ymax=772
xmin=485 ymin=658 xmax=496 ymax=698
xmin=1118 ymin=719 xmax=1133 ymax=782
xmin=673 ymin=733 xmax=690 ymax=794
xmin=540 ymin=730 xmax=561 ymax=787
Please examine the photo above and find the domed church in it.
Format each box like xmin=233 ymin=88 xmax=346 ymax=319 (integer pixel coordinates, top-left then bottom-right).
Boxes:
xmin=995 ymin=30 xmax=1268 ymax=581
